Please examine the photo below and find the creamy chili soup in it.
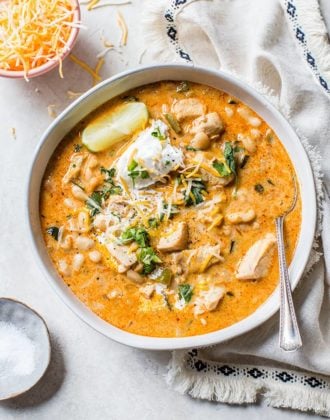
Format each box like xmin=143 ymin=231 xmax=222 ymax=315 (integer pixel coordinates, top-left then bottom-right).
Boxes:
xmin=40 ymin=81 xmax=301 ymax=338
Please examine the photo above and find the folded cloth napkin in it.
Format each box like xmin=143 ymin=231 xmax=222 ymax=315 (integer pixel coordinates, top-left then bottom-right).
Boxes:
xmin=141 ymin=0 xmax=330 ymax=416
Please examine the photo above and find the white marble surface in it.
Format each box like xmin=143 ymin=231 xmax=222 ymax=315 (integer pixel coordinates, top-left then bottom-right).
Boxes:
xmin=0 ymin=2 xmax=321 ymax=419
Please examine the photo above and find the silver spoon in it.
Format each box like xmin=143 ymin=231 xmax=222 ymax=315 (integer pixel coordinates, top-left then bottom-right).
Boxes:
xmin=275 ymin=176 xmax=302 ymax=352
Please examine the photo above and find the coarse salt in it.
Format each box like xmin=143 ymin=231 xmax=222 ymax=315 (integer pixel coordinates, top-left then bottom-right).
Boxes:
xmin=0 ymin=321 xmax=35 ymax=379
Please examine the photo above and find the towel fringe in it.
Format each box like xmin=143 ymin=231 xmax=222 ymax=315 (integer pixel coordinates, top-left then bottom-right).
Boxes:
xmin=264 ymin=383 xmax=330 ymax=417
xmin=167 ymin=352 xmax=330 ymax=416
xmin=166 ymin=352 xmax=260 ymax=404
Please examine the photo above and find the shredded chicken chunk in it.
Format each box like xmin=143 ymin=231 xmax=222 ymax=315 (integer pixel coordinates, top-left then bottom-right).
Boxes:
xmin=194 ymin=285 xmax=226 ymax=315
xmin=190 ymin=112 xmax=224 ymax=136
xmin=62 ymin=153 xmax=85 ymax=184
xmin=171 ymin=98 xmax=206 ymax=121
xmin=157 ymin=222 xmax=189 ymax=252
xmin=106 ymin=242 xmax=137 ymax=273
xmin=236 ymin=233 xmax=277 ymax=280
xmin=140 ymin=284 xmax=156 ymax=299
xmin=173 ymin=244 xmax=224 ymax=274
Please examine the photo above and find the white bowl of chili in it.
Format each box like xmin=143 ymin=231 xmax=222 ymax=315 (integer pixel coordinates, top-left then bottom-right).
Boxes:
xmin=27 ymin=65 xmax=316 ymax=350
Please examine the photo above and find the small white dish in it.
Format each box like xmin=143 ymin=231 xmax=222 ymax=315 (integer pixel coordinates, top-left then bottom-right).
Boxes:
xmin=0 ymin=298 xmax=51 ymax=400
xmin=27 ymin=65 xmax=316 ymax=350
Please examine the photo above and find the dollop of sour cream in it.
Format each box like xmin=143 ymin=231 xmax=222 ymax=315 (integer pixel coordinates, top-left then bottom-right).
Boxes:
xmin=116 ymin=120 xmax=183 ymax=190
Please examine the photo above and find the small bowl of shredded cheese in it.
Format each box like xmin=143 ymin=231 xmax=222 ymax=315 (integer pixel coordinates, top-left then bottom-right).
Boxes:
xmin=0 ymin=0 xmax=81 ymax=80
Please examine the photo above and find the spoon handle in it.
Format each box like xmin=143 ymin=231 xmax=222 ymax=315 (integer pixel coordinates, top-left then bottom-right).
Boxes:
xmin=275 ymin=216 xmax=302 ymax=352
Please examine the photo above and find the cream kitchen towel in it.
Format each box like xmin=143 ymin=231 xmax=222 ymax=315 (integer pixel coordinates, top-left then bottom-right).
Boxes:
xmin=141 ymin=0 xmax=330 ymax=416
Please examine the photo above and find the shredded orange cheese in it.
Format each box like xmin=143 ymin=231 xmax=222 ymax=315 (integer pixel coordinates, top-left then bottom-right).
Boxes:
xmin=47 ymin=104 xmax=57 ymax=118
xmin=86 ymin=1 xmax=132 ymax=9
xmin=69 ymin=54 xmax=102 ymax=84
xmin=0 ymin=0 xmax=80 ymax=80
xmin=86 ymin=0 xmax=100 ymax=10
xmin=116 ymin=11 xmax=128 ymax=46
xmin=67 ymin=90 xmax=84 ymax=99
xmin=93 ymin=57 xmax=105 ymax=85
xmin=10 ymin=127 xmax=16 ymax=140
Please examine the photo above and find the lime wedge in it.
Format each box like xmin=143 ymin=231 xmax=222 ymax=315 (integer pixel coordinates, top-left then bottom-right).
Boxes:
xmin=82 ymin=102 xmax=149 ymax=152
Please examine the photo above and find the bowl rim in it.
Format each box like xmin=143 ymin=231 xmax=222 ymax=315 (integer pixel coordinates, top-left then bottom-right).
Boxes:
xmin=26 ymin=64 xmax=317 ymax=350
xmin=0 ymin=297 xmax=51 ymax=400
xmin=0 ymin=0 xmax=80 ymax=79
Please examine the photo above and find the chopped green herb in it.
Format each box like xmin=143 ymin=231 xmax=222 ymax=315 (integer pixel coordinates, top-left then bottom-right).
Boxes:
xmin=153 ymin=267 xmax=172 ymax=286
xmin=100 ymin=167 xmax=116 ymax=179
xmin=265 ymin=131 xmax=274 ymax=142
xmin=233 ymin=146 xmax=243 ymax=153
xmin=151 ymin=126 xmax=166 ymax=140
xmin=159 ymin=202 xmax=179 ymax=221
xmin=176 ymin=81 xmax=190 ymax=93
xmin=73 ymin=144 xmax=82 ymax=152
xmin=127 ymin=160 xmax=149 ymax=186
xmin=128 ymin=160 xmax=138 ymax=172
xmin=254 ymin=183 xmax=264 ymax=194
xmin=184 ymin=180 xmax=207 ymax=206
xmin=141 ymin=171 xmax=149 ymax=179
xmin=137 ymin=247 xmax=162 ymax=275
xmin=185 ymin=145 xmax=198 ymax=151
xmin=165 ymin=160 xmax=171 ymax=166
xmin=240 ymin=155 xmax=250 ymax=169
xmin=148 ymin=218 xmax=159 ymax=228
xmin=86 ymin=191 xmax=102 ymax=216
xmin=213 ymin=160 xmax=231 ymax=177
xmin=100 ymin=167 xmax=122 ymax=197
xmin=229 ymin=240 xmax=235 ymax=253
xmin=46 ymin=226 xmax=59 ymax=241
xmin=178 ymin=284 xmax=193 ymax=303
xmin=120 ymin=227 xmax=150 ymax=248
xmin=164 ymin=113 xmax=182 ymax=134
xmin=224 ymin=142 xmax=237 ymax=176
xmin=267 ymin=179 xmax=275 ymax=186
xmin=102 ymin=184 xmax=122 ymax=196
xmin=213 ymin=142 xmax=238 ymax=180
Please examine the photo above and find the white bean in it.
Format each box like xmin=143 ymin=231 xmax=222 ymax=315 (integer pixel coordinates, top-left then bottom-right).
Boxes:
xmin=224 ymin=107 xmax=234 ymax=117
xmin=238 ymin=134 xmax=257 ymax=153
xmin=191 ymin=132 xmax=210 ymax=150
xmin=237 ymin=107 xmax=261 ymax=127
xmin=89 ymin=250 xmax=102 ymax=263
xmin=71 ymin=185 xmax=88 ymax=201
xmin=226 ymin=209 xmax=256 ymax=224
xmin=60 ymin=235 xmax=72 ymax=250
xmin=74 ymin=236 xmax=94 ymax=251
xmin=64 ymin=198 xmax=77 ymax=209
xmin=249 ymin=117 xmax=261 ymax=127
xmin=126 ymin=269 xmax=144 ymax=284
xmin=72 ymin=254 xmax=85 ymax=271
xmin=93 ymin=214 xmax=107 ymax=231
xmin=77 ymin=212 xmax=90 ymax=232
xmin=58 ymin=259 xmax=71 ymax=276
xmin=250 ymin=128 xmax=261 ymax=138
